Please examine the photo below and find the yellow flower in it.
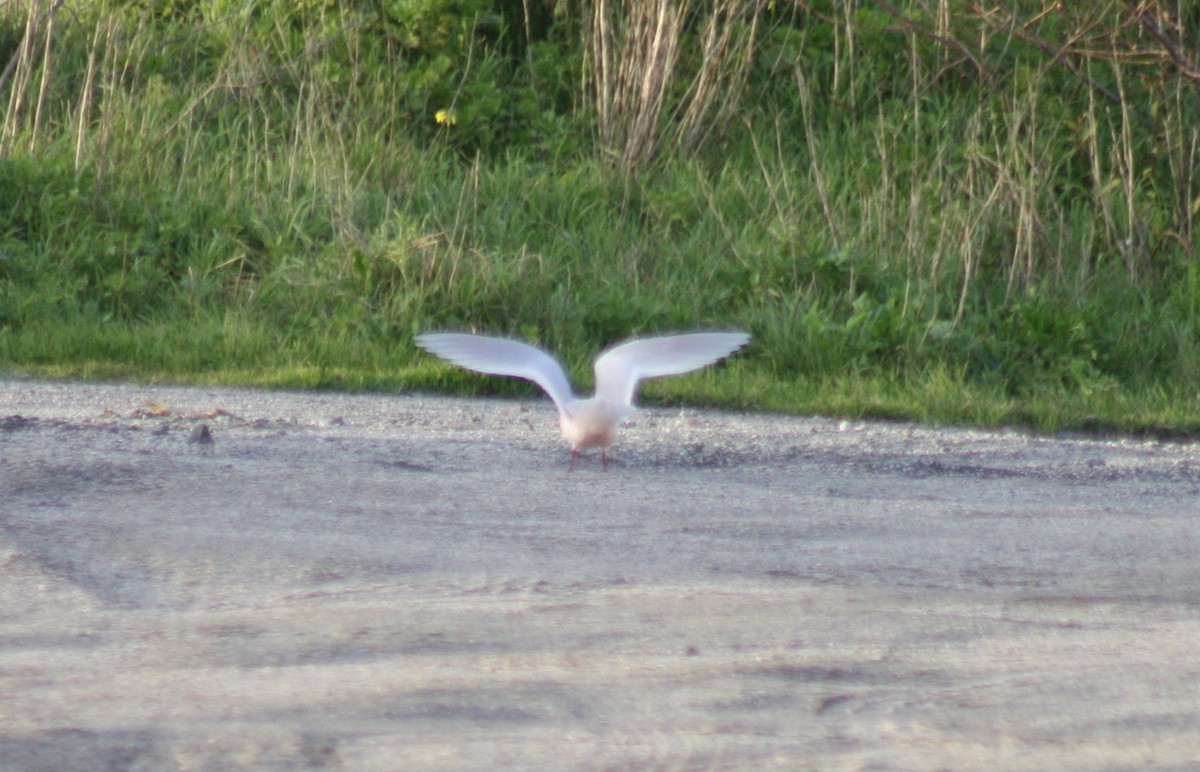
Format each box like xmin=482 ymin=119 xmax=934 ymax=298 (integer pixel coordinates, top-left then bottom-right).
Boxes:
xmin=434 ymin=109 xmax=456 ymax=126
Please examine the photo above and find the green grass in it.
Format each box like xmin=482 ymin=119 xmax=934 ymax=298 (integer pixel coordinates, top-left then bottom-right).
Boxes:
xmin=2 ymin=2 xmax=1199 ymax=438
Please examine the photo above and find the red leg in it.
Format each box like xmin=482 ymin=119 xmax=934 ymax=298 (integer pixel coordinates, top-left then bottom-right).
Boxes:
xmin=568 ymin=449 xmax=578 ymax=472
xmin=601 ymin=449 xmax=608 ymax=472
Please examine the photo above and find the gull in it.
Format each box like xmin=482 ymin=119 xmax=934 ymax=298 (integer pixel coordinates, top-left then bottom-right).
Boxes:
xmin=415 ymin=331 xmax=750 ymax=470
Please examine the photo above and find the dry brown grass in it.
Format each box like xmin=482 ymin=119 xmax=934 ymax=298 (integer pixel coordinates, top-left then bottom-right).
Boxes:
xmin=585 ymin=0 xmax=762 ymax=172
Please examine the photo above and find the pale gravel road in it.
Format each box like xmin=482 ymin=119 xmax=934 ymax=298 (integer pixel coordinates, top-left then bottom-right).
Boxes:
xmin=2 ymin=378 xmax=1200 ymax=769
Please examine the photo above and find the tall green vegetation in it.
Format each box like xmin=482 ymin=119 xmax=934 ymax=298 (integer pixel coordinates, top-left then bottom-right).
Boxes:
xmin=1 ymin=0 xmax=1199 ymax=433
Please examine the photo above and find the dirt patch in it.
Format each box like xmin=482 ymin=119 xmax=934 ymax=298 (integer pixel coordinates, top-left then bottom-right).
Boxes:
xmin=2 ymin=379 xmax=1199 ymax=768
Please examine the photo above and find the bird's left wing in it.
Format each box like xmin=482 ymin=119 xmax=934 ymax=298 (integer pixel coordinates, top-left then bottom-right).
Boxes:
xmin=593 ymin=331 xmax=750 ymax=406
xmin=415 ymin=333 xmax=575 ymax=415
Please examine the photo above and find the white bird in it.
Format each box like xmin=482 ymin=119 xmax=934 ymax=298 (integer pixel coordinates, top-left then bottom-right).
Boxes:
xmin=415 ymin=331 xmax=750 ymax=470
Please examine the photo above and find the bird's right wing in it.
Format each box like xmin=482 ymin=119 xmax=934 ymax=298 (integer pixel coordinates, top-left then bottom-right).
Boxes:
xmin=593 ymin=331 xmax=750 ymax=406
xmin=415 ymin=333 xmax=575 ymax=415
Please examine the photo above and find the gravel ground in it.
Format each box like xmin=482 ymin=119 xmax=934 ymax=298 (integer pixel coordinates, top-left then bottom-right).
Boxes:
xmin=2 ymin=378 xmax=1200 ymax=769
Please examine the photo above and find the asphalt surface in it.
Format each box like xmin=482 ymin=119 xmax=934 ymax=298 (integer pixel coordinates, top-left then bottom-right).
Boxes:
xmin=2 ymin=378 xmax=1199 ymax=769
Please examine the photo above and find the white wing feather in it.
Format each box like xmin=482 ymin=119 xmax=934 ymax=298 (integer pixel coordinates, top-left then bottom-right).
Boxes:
xmin=415 ymin=333 xmax=575 ymax=415
xmin=593 ymin=332 xmax=750 ymax=406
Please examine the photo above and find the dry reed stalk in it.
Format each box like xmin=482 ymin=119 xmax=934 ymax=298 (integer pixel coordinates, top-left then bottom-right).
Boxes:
xmin=74 ymin=19 xmax=104 ymax=171
xmin=586 ymin=0 xmax=762 ymax=171
xmin=2 ymin=0 xmax=41 ymax=154
xmin=0 ymin=0 xmax=68 ymax=155
xmin=674 ymin=0 xmax=761 ymax=154
xmin=591 ymin=0 xmax=688 ymax=169
xmin=794 ymin=67 xmax=839 ymax=248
